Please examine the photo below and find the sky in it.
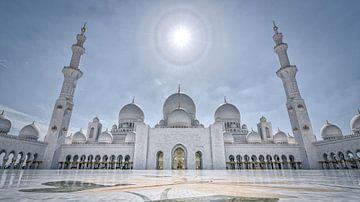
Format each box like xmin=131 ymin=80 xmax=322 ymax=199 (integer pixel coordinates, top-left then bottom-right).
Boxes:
xmin=0 ymin=0 xmax=359 ymax=140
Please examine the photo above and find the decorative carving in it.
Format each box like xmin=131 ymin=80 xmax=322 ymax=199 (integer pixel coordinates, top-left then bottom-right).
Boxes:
xmin=297 ymin=104 xmax=304 ymax=109
xmin=303 ymin=124 xmax=309 ymax=130
xmin=51 ymin=125 xmax=57 ymax=131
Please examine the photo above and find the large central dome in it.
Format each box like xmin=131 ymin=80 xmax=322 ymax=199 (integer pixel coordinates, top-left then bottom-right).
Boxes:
xmin=163 ymin=92 xmax=196 ymax=120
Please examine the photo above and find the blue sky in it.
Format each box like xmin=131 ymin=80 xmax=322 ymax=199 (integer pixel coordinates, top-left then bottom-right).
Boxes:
xmin=0 ymin=0 xmax=359 ymax=140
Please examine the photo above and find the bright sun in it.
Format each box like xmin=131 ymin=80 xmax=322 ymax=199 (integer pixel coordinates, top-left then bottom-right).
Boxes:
xmin=170 ymin=25 xmax=192 ymax=50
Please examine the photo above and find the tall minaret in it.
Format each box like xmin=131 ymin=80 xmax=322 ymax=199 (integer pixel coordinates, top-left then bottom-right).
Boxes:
xmin=42 ymin=24 xmax=87 ymax=169
xmin=273 ymin=22 xmax=318 ymax=169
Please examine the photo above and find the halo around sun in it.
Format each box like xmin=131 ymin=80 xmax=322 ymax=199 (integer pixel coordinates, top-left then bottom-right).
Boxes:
xmin=154 ymin=8 xmax=210 ymax=65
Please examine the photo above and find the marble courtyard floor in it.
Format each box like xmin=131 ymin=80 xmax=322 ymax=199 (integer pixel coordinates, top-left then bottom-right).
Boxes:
xmin=0 ymin=170 xmax=359 ymax=201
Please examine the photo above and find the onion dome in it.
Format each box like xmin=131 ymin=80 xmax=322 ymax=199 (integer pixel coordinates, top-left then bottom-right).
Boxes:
xmin=260 ymin=116 xmax=267 ymax=122
xmin=163 ymin=91 xmax=196 ymax=120
xmin=72 ymin=130 xmax=87 ymax=144
xmin=93 ymin=117 xmax=100 ymax=123
xmin=350 ymin=110 xmax=360 ymax=133
xmin=0 ymin=111 xmax=11 ymax=134
xmin=214 ymin=101 xmax=240 ymax=122
xmin=320 ymin=120 xmax=343 ymax=140
xmin=273 ymin=129 xmax=288 ymax=144
xmin=19 ymin=121 xmax=40 ymax=140
xmin=98 ymin=130 xmax=113 ymax=144
xmin=246 ymin=129 xmax=261 ymax=144
xmin=119 ymin=102 xmax=144 ymax=123
xmin=167 ymin=108 xmax=191 ymax=128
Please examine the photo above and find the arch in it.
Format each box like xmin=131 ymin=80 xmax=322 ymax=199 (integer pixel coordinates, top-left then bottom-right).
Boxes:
xmin=259 ymin=155 xmax=265 ymax=169
xmin=172 ymin=145 xmax=187 ymax=170
xmin=266 ymin=155 xmax=273 ymax=169
xmin=110 ymin=155 xmax=116 ymax=169
xmin=156 ymin=151 xmax=164 ymax=170
xmin=89 ymin=127 xmax=94 ymax=138
xmin=347 ymin=151 xmax=358 ymax=169
xmin=124 ymin=155 xmax=131 ymax=169
xmin=338 ymin=152 xmax=347 ymax=169
xmin=265 ymin=127 xmax=270 ymax=138
xmin=356 ymin=150 xmax=360 ymax=158
xmin=87 ymin=155 xmax=94 ymax=169
xmin=251 ymin=155 xmax=257 ymax=169
xmin=289 ymin=155 xmax=296 ymax=169
xmin=236 ymin=155 xmax=242 ymax=170
xmin=195 ymin=151 xmax=202 ymax=170
xmin=244 ymin=155 xmax=250 ymax=169
xmin=0 ymin=150 xmax=7 ymax=168
xmin=117 ymin=155 xmax=123 ymax=169
xmin=281 ymin=155 xmax=288 ymax=169
xmin=274 ymin=155 xmax=281 ymax=169
xmin=5 ymin=151 xmax=15 ymax=169
xmin=94 ymin=155 xmax=101 ymax=169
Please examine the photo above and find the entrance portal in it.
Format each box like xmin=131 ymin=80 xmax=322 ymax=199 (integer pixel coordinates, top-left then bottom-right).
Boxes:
xmin=172 ymin=147 xmax=186 ymax=170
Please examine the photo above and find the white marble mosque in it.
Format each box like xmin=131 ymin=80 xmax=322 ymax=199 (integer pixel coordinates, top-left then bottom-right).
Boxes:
xmin=0 ymin=23 xmax=360 ymax=171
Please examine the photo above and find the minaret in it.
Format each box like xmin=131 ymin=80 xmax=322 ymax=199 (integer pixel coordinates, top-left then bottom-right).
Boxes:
xmin=42 ymin=24 xmax=87 ymax=169
xmin=273 ymin=22 xmax=318 ymax=169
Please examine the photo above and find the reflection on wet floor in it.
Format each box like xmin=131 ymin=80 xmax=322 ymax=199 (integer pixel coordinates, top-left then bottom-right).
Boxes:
xmin=153 ymin=195 xmax=278 ymax=202
xmin=20 ymin=181 xmax=110 ymax=193
xmin=0 ymin=170 xmax=359 ymax=201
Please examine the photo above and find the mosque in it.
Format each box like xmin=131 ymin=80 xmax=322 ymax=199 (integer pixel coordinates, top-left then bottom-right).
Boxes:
xmin=0 ymin=23 xmax=359 ymax=170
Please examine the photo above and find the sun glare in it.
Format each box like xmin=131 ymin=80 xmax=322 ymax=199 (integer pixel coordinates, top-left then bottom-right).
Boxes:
xmin=170 ymin=25 xmax=192 ymax=50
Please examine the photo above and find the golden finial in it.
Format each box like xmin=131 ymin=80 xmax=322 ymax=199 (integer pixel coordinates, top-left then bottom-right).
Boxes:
xmin=81 ymin=22 xmax=87 ymax=34
xmin=273 ymin=20 xmax=279 ymax=34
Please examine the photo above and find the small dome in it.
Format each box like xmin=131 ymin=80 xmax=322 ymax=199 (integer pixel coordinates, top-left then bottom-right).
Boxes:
xmin=19 ymin=122 xmax=40 ymax=140
xmin=260 ymin=116 xmax=267 ymax=122
xmin=350 ymin=110 xmax=360 ymax=133
xmin=273 ymin=129 xmax=288 ymax=144
xmin=163 ymin=92 xmax=196 ymax=120
xmin=98 ymin=130 xmax=113 ymax=144
xmin=111 ymin=124 xmax=117 ymax=131
xmin=119 ymin=102 xmax=144 ymax=122
xmin=0 ymin=111 xmax=11 ymax=134
xmin=93 ymin=117 xmax=100 ymax=122
xmin=246 ymin=130 xmax=261 ymax=144
xmin=214 ymin=102 xmax=240 ymax=122
xmin=167 ymin=108 xmax=191 ymax=127
xmin=72 ymin=130 xmax=86 ymax=144
xmin=320 ymin=121 xmax=343 ymax=140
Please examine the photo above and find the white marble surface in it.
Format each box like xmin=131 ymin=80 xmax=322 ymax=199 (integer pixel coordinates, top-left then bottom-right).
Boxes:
xmin=0 ymin=170 xmax=359 ymax=201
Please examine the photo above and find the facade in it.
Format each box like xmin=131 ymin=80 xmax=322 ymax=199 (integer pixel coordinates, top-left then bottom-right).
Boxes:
xmin=1 ymin=23 xmax=359 ymax=170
